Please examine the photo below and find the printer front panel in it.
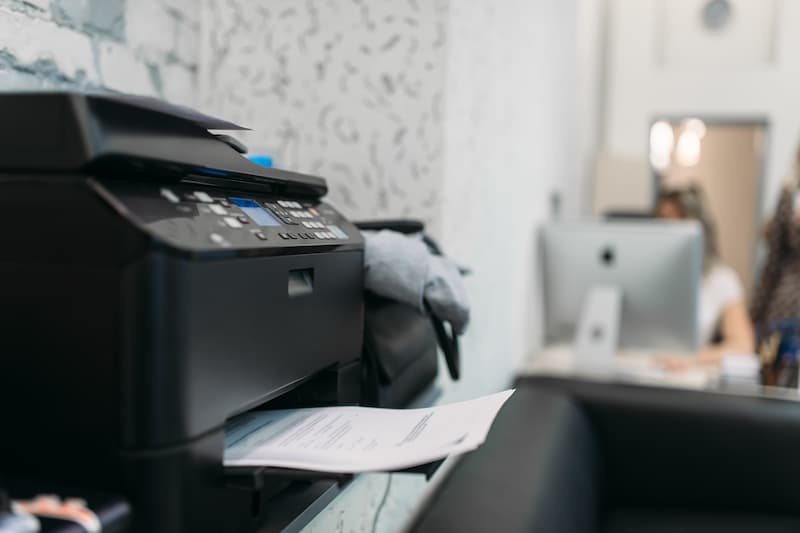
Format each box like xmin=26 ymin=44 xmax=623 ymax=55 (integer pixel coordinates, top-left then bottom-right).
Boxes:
xmin=94 ymin=178 xmax=363 ymax=255
xmin=116 ymin=245 xmax=364 ymax=533
xmin=120 ymin=246 xmax=364 ymax=449
xmin=91 ymin=177 xmax=367 ymax=447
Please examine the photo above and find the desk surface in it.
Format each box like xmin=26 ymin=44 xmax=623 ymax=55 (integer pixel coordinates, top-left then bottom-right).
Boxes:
xmin=522 ymin=345 xmax=713 ymax=388
xmin=522 ymin=344 xmax=800 ymax=402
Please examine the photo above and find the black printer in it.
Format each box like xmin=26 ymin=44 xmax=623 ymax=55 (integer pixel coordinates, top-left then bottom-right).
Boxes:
xmin=0 ymin=93 xmax=364 ymax=532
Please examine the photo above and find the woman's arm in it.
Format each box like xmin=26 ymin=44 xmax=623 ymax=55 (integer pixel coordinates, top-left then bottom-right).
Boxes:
xmin=659 ymin=300 xmax=756 ymax=371
xmin=695 ymin=299 xmax=756 ymax=365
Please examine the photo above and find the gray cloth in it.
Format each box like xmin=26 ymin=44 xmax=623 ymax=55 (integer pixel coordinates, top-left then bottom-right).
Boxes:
xmin=363 ymin=230 xmax=470 ymax=334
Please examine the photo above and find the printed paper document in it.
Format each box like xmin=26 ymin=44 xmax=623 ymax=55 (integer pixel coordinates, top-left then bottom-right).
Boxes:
xmin=224 ymin=389 xmax=514 ymax=473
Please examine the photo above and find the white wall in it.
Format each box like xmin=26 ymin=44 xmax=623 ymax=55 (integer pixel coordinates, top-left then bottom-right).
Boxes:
xmin=440 ymin=0 xmax=579 ymax=395
xmin=602 ymin=0 xmax=800 ymax=218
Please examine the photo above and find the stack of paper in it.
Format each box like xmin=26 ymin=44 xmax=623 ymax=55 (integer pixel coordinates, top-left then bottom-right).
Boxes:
xmin=224 ymin=390 xmax=514 ymax=473
xmin=721 ymin=353 xmax=761 ymax=384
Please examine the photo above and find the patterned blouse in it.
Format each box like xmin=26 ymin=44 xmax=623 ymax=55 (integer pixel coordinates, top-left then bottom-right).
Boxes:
xmin=751 ymin=185 xmax=800 ymax=330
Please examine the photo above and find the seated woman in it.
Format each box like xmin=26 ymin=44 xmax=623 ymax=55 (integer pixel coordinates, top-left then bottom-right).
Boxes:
xmin=656 ymin=186 xmax=755 ymax=369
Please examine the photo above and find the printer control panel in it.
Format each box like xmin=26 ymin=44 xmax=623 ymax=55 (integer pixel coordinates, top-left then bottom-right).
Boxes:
xmin=97 ymin=179 xmax=361 ymax=254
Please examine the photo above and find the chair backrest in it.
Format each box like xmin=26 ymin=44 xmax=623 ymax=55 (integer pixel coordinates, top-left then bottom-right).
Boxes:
xmin=522 ymin=376 xmax=800 ymax=514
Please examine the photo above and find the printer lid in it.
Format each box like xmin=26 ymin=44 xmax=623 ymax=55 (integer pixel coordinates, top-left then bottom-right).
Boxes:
xmin=83 ymin=92 xmax=250 ymax=131
xmin=0 ymin=91 xmax=327 ymax=198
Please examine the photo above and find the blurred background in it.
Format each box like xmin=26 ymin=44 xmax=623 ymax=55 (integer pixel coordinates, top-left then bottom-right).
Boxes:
xmin=2 ymin=0 xmax=796 ymax=530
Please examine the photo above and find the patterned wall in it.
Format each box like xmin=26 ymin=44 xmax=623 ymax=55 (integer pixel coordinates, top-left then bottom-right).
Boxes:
xmin=0 ymin=0 xmax=198 ymax=105
xmin=198 ymin=0 xmax=448 ymax=227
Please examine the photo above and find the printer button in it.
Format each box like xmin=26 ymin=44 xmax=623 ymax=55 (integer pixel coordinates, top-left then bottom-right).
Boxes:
xmin=194 ymin=191 xmax=214 ymax=203
xmin=160 ymin=188 xmax=180 ymax=203
xmin=220 ymin=199 xmax=232 ymax=208
xmin=254 ymin=232 xmax=268 ymax=241
xmin=223 ymin=216 xmax=243 ymax=228
xmin=237 ymin=215 xmax=250 ymax=224
xmin=288 ymin=233 xmax=298 ymax=239
xmin=209 ymin=204 xmax=227 ymax=215
xmin=278 ymin=233 xmax=290 ymax=239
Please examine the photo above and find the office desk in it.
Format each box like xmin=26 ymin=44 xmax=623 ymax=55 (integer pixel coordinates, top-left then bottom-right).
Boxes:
xmin=522 ymin=344 xmax=715 ymax=390
xmin=522 ymin=344 xmax=800 ymax=404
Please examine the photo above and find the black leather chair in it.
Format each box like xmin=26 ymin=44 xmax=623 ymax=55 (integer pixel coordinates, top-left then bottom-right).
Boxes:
xmin=411 ymin=375 xmax=800 ymax=532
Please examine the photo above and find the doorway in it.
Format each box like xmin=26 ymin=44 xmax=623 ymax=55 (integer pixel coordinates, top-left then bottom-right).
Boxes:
xmin=650 ymin=118 xmax=768 ymax=296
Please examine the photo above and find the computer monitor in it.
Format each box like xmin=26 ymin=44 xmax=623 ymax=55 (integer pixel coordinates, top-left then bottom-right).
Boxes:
xmin=540 ymin=221 xmax=703 ymax=362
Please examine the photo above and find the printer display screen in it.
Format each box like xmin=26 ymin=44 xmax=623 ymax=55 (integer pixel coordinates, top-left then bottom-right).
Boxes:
xmin=229 ymin=197 xmax=282 ymax=227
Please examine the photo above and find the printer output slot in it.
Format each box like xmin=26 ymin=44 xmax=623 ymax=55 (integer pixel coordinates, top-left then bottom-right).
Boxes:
xmin=225 ymin=466 xmax=352 ymax=493
xmin=222 ymin=366 xmax=353 ymax=532
xmin=223 ymin=460 xmax=443 ymax=532
xmin=224 ymin=459 xmax=442 ymax=492
xmin=222 ymin=364 xmax=443 ymax=531
xmin=230 ymin=362 xmax=349 ymax=417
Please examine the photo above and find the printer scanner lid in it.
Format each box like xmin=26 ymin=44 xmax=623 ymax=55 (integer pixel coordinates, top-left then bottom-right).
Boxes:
xmin=0 ymin=91 xmax=327 ymax=198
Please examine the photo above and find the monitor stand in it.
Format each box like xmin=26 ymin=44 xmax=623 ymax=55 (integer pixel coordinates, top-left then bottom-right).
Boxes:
xmin=574 ymin=286 xmax=621 ymax=369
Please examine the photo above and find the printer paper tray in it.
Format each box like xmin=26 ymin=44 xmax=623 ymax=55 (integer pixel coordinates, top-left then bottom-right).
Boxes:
xmin=224 ymin=460 xmax=444 ymax=492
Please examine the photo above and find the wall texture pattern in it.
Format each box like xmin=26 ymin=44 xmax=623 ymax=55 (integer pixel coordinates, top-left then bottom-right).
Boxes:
xmin=199 ymin=0 xmax=448 ymax=226
xmin=0 ymin=0 xmax=198 ymax=105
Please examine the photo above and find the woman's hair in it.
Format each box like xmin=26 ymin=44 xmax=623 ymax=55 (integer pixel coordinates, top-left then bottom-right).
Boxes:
xmin=657 ymin=184 xmax=720 ymax=272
